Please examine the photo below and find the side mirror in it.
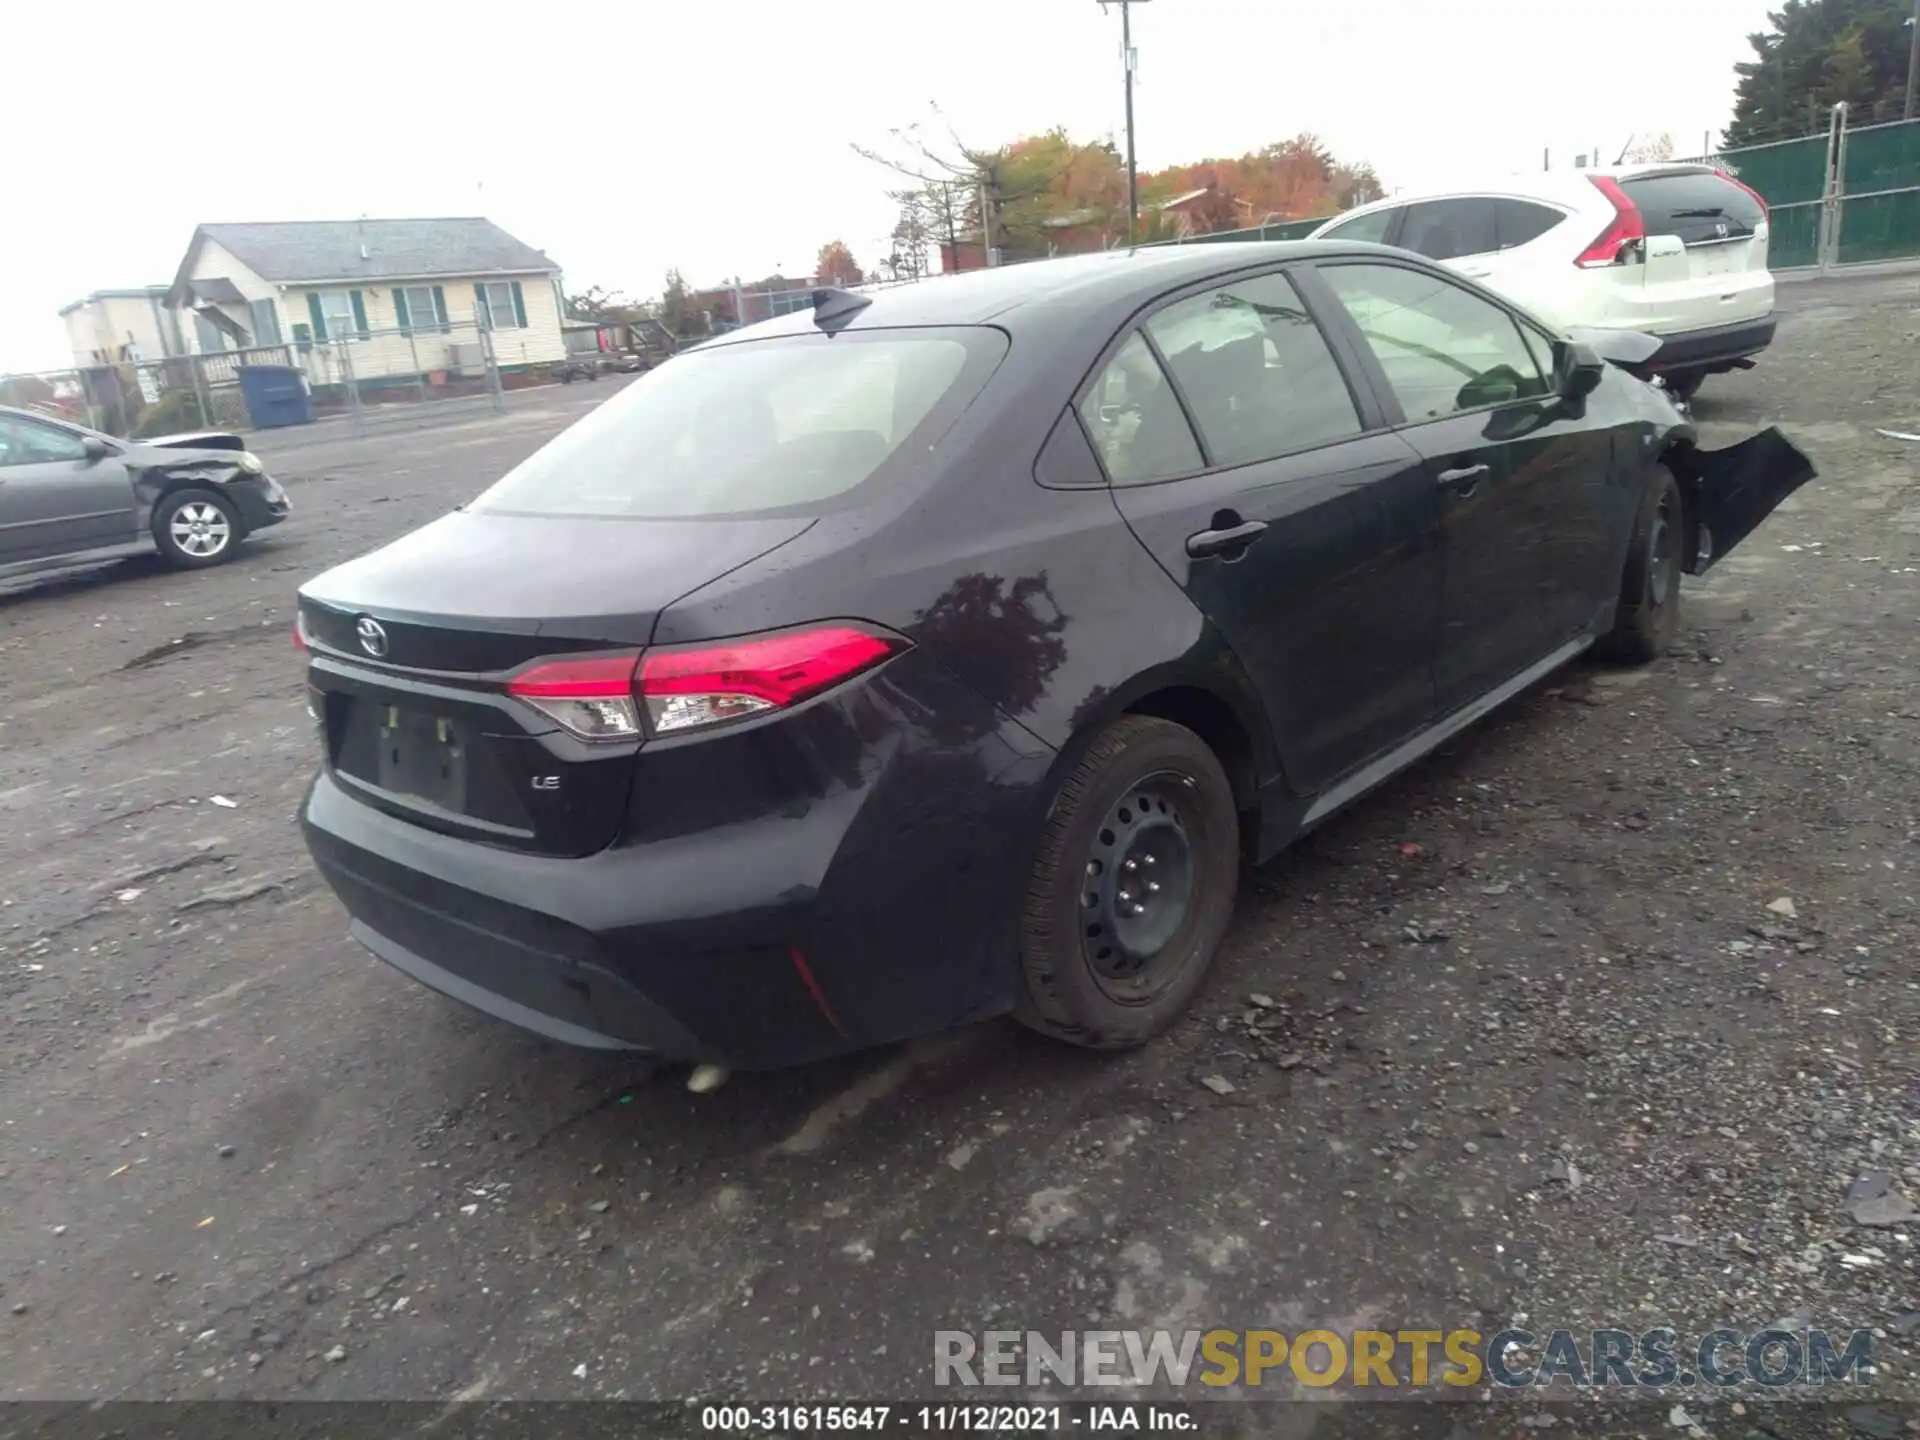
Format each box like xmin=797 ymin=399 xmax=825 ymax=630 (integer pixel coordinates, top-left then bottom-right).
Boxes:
xmin=81 ymin=436 xmax=115 ymax=463
xmin=1555 ymin=341 xmax=1606 ymax=404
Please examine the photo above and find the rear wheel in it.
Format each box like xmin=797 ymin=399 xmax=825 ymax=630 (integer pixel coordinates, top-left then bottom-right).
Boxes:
xmin=1597 ymin=467 xmax=1684 ymax=664
xmin=153 ymin=488 xmax=240 ymax=570
xmin=1015 ymin=715 xmax=1239 ymax=1049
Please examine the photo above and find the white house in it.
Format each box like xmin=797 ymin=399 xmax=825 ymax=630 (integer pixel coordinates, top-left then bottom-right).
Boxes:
xmin=163 ymin=217 xmax=567 ymax=391
xmin=59 ymin=286 xmax=186 ymax=367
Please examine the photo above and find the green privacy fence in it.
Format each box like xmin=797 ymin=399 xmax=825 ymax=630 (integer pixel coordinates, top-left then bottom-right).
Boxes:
xmin=1835 ymin=117 xmax=1920 ymax=264
xmin=1685 ymin=107 xmax=1918 ymax=271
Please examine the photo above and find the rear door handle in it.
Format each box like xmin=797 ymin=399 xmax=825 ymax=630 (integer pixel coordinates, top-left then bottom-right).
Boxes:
xmin=1437 ymin=463 xmax=1490 ymax=493
xmin=1185 ymin=519 xmax=1268 ymax=558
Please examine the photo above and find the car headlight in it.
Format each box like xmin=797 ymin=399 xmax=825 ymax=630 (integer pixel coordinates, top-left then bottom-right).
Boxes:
xmin=235 ymin=451 xmax=263 ymax=474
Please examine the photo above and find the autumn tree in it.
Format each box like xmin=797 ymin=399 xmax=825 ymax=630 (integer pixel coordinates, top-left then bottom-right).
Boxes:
xmin=1620 ymin=132 xmax=1677 ymax=163
xmin=814 ymin=240 xmax=865 ymax=286
xmin=658 ymin=269 xmax=697 ymax=337
xmin=1727 ymin=0 xmax=1917 ymax=143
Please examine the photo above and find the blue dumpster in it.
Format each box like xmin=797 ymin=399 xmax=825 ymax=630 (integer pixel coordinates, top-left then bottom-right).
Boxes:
xmin=236 ymin=364 xmax=312 ymax=429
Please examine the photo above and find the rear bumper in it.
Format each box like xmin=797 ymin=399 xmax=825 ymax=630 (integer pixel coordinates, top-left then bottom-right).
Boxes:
xmin=1649 ymin=314 xmax=1776 ymax=374
xmin=299 ymin=677 xmax=1056 ymax=1069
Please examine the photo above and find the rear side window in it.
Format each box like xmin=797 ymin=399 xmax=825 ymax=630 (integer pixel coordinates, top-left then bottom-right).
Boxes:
xmin=1320 ymin=207 xmax=1400 ymax=244
xmin=1144 ymin=272 xmax=1361 ymax=465
xmin=1077 ymin=332 xmax=1203 ymax=484
xmin=1493 ymin=199 xmax=1565 ymax=249
xmin=1619 ymin=171 xmax=1765 ymax=245
xmin=1397 ymin=199 xmax=1499 ymax=261
xmin=471 ymin=327 xmax=1005 ymax=518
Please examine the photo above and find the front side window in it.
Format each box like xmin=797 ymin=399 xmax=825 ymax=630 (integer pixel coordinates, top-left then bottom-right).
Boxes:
xmin=1321 ymin=263 xmax=1551 ymax=423
xmin=1143 ymin=272 xmax=1361 ymax=466
xmin=0 ymin=414 xmax=89 ymax=465
xmin=472 ymin=327 xmax=1004 ymax=518
xmin=1320 ymin=207 xmax=1399 ymax=244
xmin=1397 ymin=199 xmax=1500 ymax=261
xmin=1076 ymin=331 xmax=1203 ymax=485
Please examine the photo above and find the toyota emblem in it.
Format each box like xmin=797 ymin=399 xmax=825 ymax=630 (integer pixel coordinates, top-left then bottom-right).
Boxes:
xmin=355 ymin=616 xmax=390 ymax=658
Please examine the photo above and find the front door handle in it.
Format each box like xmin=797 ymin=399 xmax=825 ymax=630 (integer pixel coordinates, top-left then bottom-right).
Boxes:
xmin=1185 ymin=519 xmax=1268 ymax=559
xmin=1437 ymin=462 xmax=1489 ymax=496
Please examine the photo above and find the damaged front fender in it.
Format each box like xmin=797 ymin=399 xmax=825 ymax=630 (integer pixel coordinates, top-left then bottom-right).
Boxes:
xmin=1666 ymin=428 xmax=1817 ymax=576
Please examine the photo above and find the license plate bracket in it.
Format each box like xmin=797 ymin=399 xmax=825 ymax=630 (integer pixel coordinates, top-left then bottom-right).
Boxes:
xmin=375 ymin=705 xmax=469 ymax=811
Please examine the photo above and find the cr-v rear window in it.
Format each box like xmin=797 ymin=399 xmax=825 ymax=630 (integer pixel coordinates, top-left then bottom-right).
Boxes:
xmin=471 ymin=325 xmax=1008 ymax=519
xmin=1619 ymin=170 xmax=1765 ymax=246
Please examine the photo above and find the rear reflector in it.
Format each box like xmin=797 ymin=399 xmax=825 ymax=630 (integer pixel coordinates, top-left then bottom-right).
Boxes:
xmin=640 ymin=625 xmax=904 ymax=735
xmin=293 ymin=616 xmax=308 ymax=653
xmin=1576 ymin=176 xmax=1646 ymax=267
xmin=502 ymin=624 xmax=905 ymax=742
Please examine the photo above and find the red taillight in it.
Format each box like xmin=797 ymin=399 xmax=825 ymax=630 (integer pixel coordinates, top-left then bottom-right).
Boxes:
xmin=639 ymin=624 xmax=903 ymax=736
xmin=1575 ymin=176 xmax=1646 ymax=268
xmin=506 ymin=653 xmax=644 ymax=742
xmin=502 ymin=625 xmax=904 ymax=742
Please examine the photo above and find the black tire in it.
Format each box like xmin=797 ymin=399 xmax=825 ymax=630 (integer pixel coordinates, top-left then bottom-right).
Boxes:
xmin=1596 ymin=467 xmax=1684 ymax=664
xmin=1015 ymin=715 xmax=1240 ymax=1049
xmin=1662 ymin=370 xmax=1704 ymax=403
xmin=152 ymin=487 xmax=241 ymax=570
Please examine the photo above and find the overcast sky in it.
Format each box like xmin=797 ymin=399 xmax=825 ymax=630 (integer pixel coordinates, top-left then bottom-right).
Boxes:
xmin=4 ymin=0 xmax=1778 ymax=373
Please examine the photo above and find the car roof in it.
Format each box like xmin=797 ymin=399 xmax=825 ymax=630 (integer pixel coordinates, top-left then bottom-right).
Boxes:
xmin=698 ymin=241 xmax=1382 ymax=342
xmin=1319 ymin=162 xmax=1726 ymax=221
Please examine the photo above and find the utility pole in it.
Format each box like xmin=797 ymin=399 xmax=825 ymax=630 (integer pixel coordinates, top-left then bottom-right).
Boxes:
xmin=1905 ymin=0 xmax=1918 ymax=120
xmin=1100 ymin=0 xmax=1150 ymax=245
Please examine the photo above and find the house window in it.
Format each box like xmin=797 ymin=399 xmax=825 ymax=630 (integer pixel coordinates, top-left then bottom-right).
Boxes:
xmin=397 ymin=286 xmax=443 ymax=332
xmin=480 ymin=282 xmax=523 ymax=329
xmin=319 ymin=292 xmax=360 ymax=340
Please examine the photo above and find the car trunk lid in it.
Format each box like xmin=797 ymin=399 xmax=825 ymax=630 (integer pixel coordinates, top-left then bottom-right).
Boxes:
xmin=298 ymin=509 xmax=813 ymax=857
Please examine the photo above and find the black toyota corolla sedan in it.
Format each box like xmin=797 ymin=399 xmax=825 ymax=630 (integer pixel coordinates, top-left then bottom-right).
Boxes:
xmin=296 ymin=241 xmax=1814 ymax=1069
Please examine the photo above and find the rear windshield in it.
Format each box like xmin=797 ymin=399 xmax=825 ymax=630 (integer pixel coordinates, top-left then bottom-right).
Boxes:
xmin=1620 ymin=170 xmax=1764 ymax=245
xmin=471 ymin=326 xmax=1007 ymax=519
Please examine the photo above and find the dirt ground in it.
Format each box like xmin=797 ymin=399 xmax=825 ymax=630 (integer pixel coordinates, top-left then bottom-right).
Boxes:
xmin=1 ymin=275 xmax=1916 ymax=1410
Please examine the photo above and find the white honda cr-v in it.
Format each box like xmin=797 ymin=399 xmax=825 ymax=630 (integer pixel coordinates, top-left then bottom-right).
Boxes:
xmin=1307 ymin=164 xmax=1775 ymax=400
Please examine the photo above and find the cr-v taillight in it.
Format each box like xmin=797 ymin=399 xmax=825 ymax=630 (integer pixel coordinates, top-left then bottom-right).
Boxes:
xmin=1575 ymin=175 xmax=1647 ymax=267
xmin=504 ymin=624 xmax=906 ymax=742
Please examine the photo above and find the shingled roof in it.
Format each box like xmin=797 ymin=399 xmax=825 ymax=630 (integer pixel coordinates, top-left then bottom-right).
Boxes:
xmin=172 ymin=217 xmax=558 ymax=291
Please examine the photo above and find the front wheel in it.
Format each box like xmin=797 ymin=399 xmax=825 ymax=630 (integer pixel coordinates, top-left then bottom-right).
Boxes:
xmin=1596 ymin=467 xmax=1684 ymax=664
xmin=153 ymin=488 xmax=241 ymax=570
xmin=1015 ymin=715 xmax=1240 ymax=1049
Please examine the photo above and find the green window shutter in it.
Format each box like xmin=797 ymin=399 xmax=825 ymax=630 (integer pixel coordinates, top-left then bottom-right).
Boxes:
xmin=431 ymin=285 xmax=449 ymax=332
xmin=349 ymin=290 xmax=369 ymax=338
xmin=393 ymin=289 xmax=411 ymax=330
xmin=510 ymin=281 xmax=527 ymax=329
xmin=306 ymin=292 xmax=328 ymax=341
xmin=474 ymin=283 xmax=489 ymax=329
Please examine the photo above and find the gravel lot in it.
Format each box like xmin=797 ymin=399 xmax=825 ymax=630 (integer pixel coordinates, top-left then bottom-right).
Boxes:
xmin=1 ymin=275 xmax=1916 ymax=1407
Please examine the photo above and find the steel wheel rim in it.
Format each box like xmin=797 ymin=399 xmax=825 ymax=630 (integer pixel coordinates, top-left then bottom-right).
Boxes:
xmin=171 ymin=502 xmax=231 ymax=558
xmin=1080 ymin=770 xmax=1200 ymax=1002
xmin=1648 ymin=489 xmax=1678 ymax=609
